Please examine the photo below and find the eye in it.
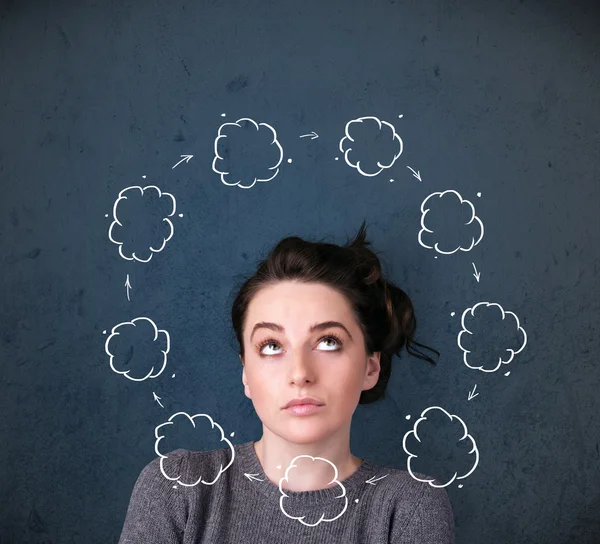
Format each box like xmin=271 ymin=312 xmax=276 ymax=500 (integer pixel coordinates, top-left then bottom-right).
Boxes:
xmin=256 ymin=334 xmax=343 ymax=356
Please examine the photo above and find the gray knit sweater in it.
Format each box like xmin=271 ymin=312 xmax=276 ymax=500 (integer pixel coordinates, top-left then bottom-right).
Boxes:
xmin=118 ymin=441 xmax=455 ymax=543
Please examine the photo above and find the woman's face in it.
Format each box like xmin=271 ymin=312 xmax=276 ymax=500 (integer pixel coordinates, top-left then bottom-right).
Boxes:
xmin=240 ymin=280 xmax=381 ymax=445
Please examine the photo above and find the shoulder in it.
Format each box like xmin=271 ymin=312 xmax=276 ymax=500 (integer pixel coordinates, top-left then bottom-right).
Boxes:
xmin=119 ymin=449 xmax=193 ymax=540
xmin=401 ymin=473 xmax=453 ymax=524
xmin=119 ymin=447 xmax=235 ymax=542
xmin=393 ymin=467 xmax=452 ymax=511
xmin=367 ymin=464 xmax=455 ymax=543
xmin=140 ymin=446 xmax=232 ymax=487
xmin=134 ymin=448 xmax=190 ymax=492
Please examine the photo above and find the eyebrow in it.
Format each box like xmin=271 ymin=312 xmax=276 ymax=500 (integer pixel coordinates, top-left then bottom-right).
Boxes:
xmin=250 ymin=321 xmax=353 ymax=342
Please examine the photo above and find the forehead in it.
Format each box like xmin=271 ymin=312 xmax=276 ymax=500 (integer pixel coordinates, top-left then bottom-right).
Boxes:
xmin=246 ymin=281 xmax=354 ymax=322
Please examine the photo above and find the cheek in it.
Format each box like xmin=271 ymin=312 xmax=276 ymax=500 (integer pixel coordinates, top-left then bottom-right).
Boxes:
xmin=247 ymin=366 xmax=279 ymax=406
xmin=325 ymin=360 xmax=363 ymax=388
xmin=326 ymin=365 xmax=365 ymax=405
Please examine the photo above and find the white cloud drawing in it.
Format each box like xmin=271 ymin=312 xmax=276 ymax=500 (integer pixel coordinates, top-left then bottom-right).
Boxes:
xmin=105 ymin=317 xmax=170 ymax=381
xmin=212 ymin=117 xmax=283 ymax=189
xmin=154 ymin=412 xmax=235 ymax=486
xmin=403 ymin=406 xmax=479 ymax=488
xmin=418 ymin=189 xmax=484 ymax=254
xmin=339 ymin=116 xmax=403 ymax=177
xmin=458 ymin=301 xmax=528 ymax=373
xmin=278 ymin=455 xmax=348 ymax=526
xmin=108 ymin=185 xmax=177 ymax=262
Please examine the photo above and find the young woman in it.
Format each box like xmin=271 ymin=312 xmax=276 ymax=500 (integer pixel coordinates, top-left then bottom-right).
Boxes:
xmin=119 ymin=220 xmax=455 ymax=543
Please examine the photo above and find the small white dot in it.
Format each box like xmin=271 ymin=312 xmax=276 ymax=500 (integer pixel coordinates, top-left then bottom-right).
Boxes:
xmin=276 ymin=465 xmax=282 ymax=469
xmin=287 ymin=158 xmax=292 ymax=163
xmin=458 ymin=484 xmax=463 ymax=489
xmin=103 ymin=330 xmax=107 ymax=334
xmin=142 ymin=175 xmax=147 ymax=179
xmin=477 ymin=192 xmax=482 ymax=197
xmin=398 ymin=114 xmax=403 ymax=118
xmin=505 ymin=371 xmax=511 ymax=377
xmin=405 ymin=414 xmax=411 ymax=420
xmin=334 ymin=157 xmax=339 ymax=161
xmin=172 ymin=374 xmax=175 ymax=378
xmin=354 ymin=498 xmax=359 ymax=503
xmin=221 ymin=113 xmax=226 ymax=117
xmin=178 ymin=213 xmax=183 ymax=217
xmin=390 ymin=179 xmax=394 ymax=182
xmin=450 ymin=312 xmax=455 ymax=317
xmin=104 ymin=214 xmax=108 ymax=217
xmin=434 ymin=256 xmax=438 ymax=259
xmin=172 ymin=485 xmax=178 ymax=489
xmin=230 ymin=432 xmax=235 ymax=437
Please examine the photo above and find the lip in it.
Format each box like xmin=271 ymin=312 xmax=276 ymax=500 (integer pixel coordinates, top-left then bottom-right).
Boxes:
xmin=285 ymin=404 xmax=324 ymax=416
xmin=283 ymin=397 xmax=324 ymax=409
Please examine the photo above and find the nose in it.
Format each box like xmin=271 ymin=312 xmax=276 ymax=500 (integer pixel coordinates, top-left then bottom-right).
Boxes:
xmin=288 ymin=350 xmax=315 ymax=385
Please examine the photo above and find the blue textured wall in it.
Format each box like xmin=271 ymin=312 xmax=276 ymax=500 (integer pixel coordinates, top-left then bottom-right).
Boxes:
xmin=1 ymin=0 xmax=599 ymax=542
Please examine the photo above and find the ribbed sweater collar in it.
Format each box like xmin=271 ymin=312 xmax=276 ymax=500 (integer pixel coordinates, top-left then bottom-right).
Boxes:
xmin=234 ymin=441 xmax=376 ymax=506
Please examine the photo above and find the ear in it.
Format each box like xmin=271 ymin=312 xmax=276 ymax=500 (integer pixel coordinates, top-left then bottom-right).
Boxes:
xmin=241 ymin=357 xmax=252 ymax=400
xmin=363 ymin=352 xmax=381 ymax=390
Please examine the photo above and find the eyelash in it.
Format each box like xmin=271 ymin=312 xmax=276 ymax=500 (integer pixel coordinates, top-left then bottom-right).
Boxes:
xmin=255 ymin=334 xmax=343 ymax=356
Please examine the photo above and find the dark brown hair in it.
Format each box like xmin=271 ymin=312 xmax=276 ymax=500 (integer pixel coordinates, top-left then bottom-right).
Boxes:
xmin=229 ymin=219 xmax=439 ymax=404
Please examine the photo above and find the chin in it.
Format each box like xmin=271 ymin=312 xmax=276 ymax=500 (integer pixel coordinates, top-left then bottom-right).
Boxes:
xmin=274 ymin=423 xmax=334 ymax=446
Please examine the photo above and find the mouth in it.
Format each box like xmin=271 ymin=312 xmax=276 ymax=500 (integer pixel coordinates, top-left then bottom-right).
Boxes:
xmin=283 ymin=397 xmax=325 ymax=409
xmin=284 ymin=403 xmax=325 ymax=416
xmin=283 ymin=401 xmax=324 ymax=409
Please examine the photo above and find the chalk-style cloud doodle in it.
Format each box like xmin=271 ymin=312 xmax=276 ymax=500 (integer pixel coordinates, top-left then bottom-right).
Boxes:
xmin=105 ymin=317 xmax=170 ymax=381
xmin=212 ymin=117 xmax=283 ymax=189
xmin=403 ymin=406 xmax=479 ymax=487
xmin=278 ymin=455 xmax=348 ymax=526
xmin=339 ymin=116 xmax=403 ymax=177
xmin=108 ymin=185 xmax=176 ymax=262
xmin=155 ymin=412 xmax=235 ymax=486
xmin=418 ymin=190 xmax=484 ymax=254
xmin=458 ymin=301 xmax=528 ymax=373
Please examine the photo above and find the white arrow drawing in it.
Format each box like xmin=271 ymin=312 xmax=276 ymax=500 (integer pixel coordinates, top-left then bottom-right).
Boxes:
xmin=406 ymin=166 xmax=422 ymax=181
xmin=125 ymin=274 xmax=132 ymax=301
xmin=153 ymin=392 xmax=164 ymax=408
xmin=366 ymin=474 xmax=389 ymax=485
xmin=472 ymin=263 xmax=481 ymax=282
xmin=244 ymin=472 xmax=264 ymax=482
xmin=299 ymin=131 xmax=319 ymax=139
xmin=468 ymin=384 xmax=479 ymax=401
xmin=172 ymin=154 xmax=194 ymax=169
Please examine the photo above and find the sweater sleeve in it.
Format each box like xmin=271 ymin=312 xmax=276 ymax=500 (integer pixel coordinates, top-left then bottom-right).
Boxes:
xmin=391 ymin=484 xmax=455 ymax=544
xmin=118 ymin=450 xmax=188 ymax=544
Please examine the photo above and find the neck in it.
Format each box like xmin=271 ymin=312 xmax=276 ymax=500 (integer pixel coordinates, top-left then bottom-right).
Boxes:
xmin=253 ymin=427 xmax=363 ymax=492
